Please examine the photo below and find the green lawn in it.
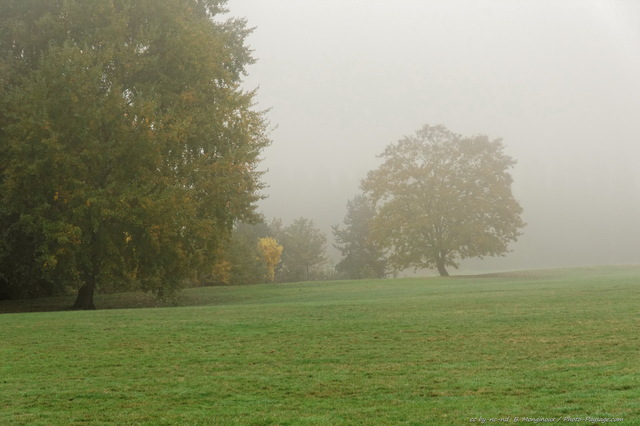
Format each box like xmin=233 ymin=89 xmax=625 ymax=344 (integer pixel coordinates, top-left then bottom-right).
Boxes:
xmin=1 ymin=266 xmax=639 ymax=424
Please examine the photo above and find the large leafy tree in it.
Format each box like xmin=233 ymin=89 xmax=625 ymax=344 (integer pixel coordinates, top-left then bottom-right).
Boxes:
xmin=361 ymin=124 xmax=525 ymax=277
xmin=0 ymin=0 xmax=269 ymax=308
xmin=333 ymin=195 xmax=387 ymax=279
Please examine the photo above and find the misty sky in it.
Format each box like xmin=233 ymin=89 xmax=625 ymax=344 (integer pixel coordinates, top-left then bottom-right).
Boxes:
xmin=226 ymin=0 xmax=640 ymax=273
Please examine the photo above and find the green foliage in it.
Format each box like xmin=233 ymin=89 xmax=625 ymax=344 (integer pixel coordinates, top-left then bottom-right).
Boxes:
xmin=362 ymin=124 xmax=526 ymax=276
xmin=1 ymin=266 xmax=638 ymax=423
xmin=333 ymin=194 xmax=387 ymax=279
xmin=226 ymin=222 xmax=272 ymax=285
xmin=0 ymin=0 xmax=269 ymax=305
xmin=276 ymin=217 xmax=328 ymax=282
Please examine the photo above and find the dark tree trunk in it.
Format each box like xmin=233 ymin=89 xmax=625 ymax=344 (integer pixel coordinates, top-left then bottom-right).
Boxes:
xmin=435 ymin=256 xmax=449 ymax=277
xmin=72 ymin=282 xmax=96 ymax=310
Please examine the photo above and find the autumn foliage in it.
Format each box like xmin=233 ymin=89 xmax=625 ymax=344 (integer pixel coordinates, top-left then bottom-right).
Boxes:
xmin=362 ymin=124 xmax=525 ymax=276
xmin=257 ymin=238 xmax=283 ymax=282
xmin=0 ymin=0 xmax=269 ymax=307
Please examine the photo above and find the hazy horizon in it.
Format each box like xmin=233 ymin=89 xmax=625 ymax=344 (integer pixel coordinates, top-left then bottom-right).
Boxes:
xmin=227 ymin=0 xmax=640 ymax=274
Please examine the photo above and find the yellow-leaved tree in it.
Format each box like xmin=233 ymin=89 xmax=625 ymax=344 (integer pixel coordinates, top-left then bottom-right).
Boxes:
xmin=257 ymin=238 xmax=283 ymax=282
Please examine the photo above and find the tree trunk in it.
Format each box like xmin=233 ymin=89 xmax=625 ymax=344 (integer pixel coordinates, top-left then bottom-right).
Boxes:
xmin=72 ymin=281 xmax=96 ymax=310
xmin=435 ymin=256 xmax=449 ymax=277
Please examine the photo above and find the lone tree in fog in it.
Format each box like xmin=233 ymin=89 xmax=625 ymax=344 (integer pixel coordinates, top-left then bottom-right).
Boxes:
xmin=361 ymin=124 xmax=525 ymax=277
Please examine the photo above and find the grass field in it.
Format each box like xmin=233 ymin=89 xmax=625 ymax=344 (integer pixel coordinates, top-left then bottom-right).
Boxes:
xmin=1 ymin=266 xmax=639 ymax=425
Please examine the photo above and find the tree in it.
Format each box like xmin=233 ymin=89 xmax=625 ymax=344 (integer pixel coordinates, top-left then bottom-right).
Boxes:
xmin=361 ymin=124 xmax=525 ymax=277
xmin=278 ymin=218 xmax=328 ymax=282
xmin=333 ymin=195 xmax=387 ymax=279
xmin=0 ymin=0 xmax=269 ymax=307
xmin=224 ymin=221 xmax=272 ymax=285
xmin=257 ymin=237 xmax=283 ymax=282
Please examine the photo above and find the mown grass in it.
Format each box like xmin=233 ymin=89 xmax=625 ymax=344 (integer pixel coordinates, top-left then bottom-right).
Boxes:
xmin=1 ymin=266 xmax=639 ymax=424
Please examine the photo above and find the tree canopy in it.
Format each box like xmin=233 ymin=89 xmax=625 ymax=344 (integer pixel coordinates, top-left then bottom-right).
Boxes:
xmin=276 ymin=218 xmax=328 ymax=283
xmin=333 ymin=195 xmax=387 ymax=279
xmin=0 ymin=0 xmax=269 ymax=307
xmin=216 ymin=222 xmax=281 ymax=286
xmin=257 ymin=237 xmax=283 ymax=283
xmin=361 ymin=124 xmax=525 ymax=277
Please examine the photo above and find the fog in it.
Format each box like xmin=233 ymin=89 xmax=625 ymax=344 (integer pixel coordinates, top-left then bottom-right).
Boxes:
xmin=227 ymin=0 xmax=640 ymax=273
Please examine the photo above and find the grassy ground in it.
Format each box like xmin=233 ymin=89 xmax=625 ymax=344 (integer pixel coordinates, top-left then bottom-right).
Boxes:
xmin=1 ymin=266 xmax=639 ymax=424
